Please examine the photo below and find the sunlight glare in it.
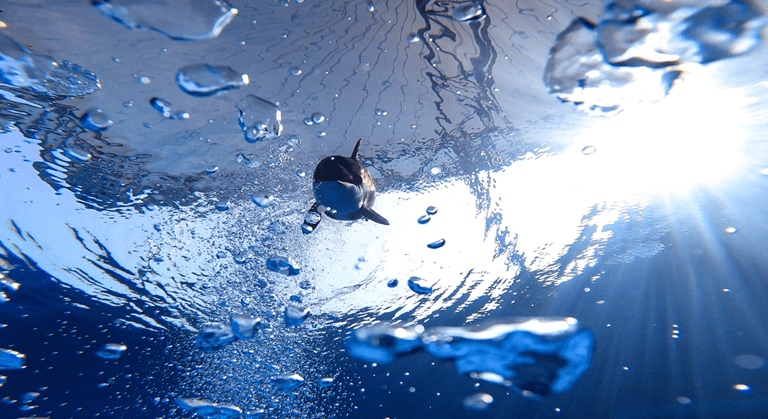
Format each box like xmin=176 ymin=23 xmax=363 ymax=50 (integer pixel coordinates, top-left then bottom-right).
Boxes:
xmin=573 ymin=70 xmax=748 ymax=196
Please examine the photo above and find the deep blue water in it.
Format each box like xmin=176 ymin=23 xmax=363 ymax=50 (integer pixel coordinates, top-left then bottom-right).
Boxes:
xmin=2 ymin=0 xmax=768 ymax=418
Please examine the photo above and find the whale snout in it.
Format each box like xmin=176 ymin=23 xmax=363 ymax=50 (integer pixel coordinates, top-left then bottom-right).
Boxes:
xmin=313 ymin=181 xmax=364 ymax=219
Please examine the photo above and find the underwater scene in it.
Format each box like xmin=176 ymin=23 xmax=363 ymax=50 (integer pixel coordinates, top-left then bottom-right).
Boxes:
xmin=1 ymin=0 xmax=768 ymax=418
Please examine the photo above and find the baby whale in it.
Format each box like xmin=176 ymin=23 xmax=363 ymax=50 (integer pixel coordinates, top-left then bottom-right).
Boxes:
xmin=302 ymin=139 xmax=389 ymax=234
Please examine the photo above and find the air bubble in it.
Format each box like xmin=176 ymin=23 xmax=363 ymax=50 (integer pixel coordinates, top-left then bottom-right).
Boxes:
xmin=284 ymin=305 xmax=311 ymax=326
xmin=735 ymin=354 xmax=765 ymax=370
xmin=176 ymin=63 xmax=248 ymax=96
xmin=463 ymin=393 xmax=493 ymax=411
xmin=96 ymin=343 xmax=127 ymax=359
xmin=427 ymin=239 xmax=445 ymax=249
xmin=236 ymin=95 xmax=283 ymax=142
xmin=408 ymin=277 xmax=433 ymax=294
xmin=251 ymin=193 xmax=274 ymax=207
xmin=80 ymin=108 xmax=113 ymax=131
xmin=272 ymin=373 xmax=305 ymax=390
xmin=266 ymin=256 xmax=300 ymax=276
xmin=150 ymin=97 xmax=188 ymax=119
xmin=311 ymin=112 xmax=325 ymax=124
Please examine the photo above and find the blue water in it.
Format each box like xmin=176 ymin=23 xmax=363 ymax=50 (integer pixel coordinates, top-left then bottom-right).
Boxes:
xmin=2 ymin=0 xmax=768 ymax=418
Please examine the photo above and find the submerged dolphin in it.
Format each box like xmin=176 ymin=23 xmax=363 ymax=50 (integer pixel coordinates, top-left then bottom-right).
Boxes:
xmin=302 ymin=139 xmax=389 ymax=233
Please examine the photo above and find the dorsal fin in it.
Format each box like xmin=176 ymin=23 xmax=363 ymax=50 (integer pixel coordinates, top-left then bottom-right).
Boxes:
xmin=350 ymin=138 xmax=363 ymax=159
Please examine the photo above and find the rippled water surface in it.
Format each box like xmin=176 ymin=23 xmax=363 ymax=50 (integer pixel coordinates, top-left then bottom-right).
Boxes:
xmin=2 ymin=0 xmax=768 ymax=418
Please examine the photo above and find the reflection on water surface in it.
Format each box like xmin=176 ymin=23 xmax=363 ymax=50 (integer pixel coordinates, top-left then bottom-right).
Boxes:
xmin=1 ymin=0 xmax=768 ymax=417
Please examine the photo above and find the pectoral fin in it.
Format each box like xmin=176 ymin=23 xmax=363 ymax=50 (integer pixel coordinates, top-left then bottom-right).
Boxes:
xmin=301 ymin=202 xmax=322 ymax=234
xmin=358 ymin=205 xmax=389 ymax=225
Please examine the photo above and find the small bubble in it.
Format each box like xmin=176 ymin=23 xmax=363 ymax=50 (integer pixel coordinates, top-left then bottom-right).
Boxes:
xmin=251 ymin=193 xmax=274 ymax=207
xmin=123 ymin=101 xmax=133 ymax=107
xmin=96 ymin=343 xmax=127 ymax=359
xmin=64 ymin=147 xmax=92 ymax=162
xmin=417 ymin=214 xmax=431 ymax=224
xmin=583 ymin=287 xmax=591 ymax=292
xmin=237 ymin=95 xmax=283 ymax=142
xmin=733 ymin=384 xmax=751 ymax=392
xmin=234 ymin=250 xmax=254 ymax=264
xmin=677 ymin=396 xmax=692 ymax=404
xmin=205 ymin=166 xmax=219 ymax=174
xmin=430 ymin=167 xmax=441 ymax=175
xmin=735 ymin=354 xmax=765 ymax=370
xmin=547 ymin=14 xmax=553 ymax=21
xmin=723 ymin=288 xmax=730 ymax=292
xmin=318 ymin=377 xmax=334 ymax=387
xmin=427 ymin=239 xmax=445 ymax=249
xmin=317 ymin=131 xmax=327 ymax=138
xmin=176 ymin=63 xmax=248 ymax=97
xmin=289 ymin=67 xmax=302 ymax=76
xmin=375 ymin=108 xmax=388 ymax=116
xmin=80 ymin=108 xmax=113 ymax=131
xmin=724 ymin=227 xmax=737 ymax=234
xmin=426 ymin=206 xmax=438 ymax=215
xmin=297 ymin=171 xmax=306 ymax=177
xmin=596 ymin=300 xmax=606 ymax=304
xmin=407 ymin=34 xmax=420 ymax=43
xmin=150 ymin=97 xmax=175 ymax=118
xmin=367 ymin=1 xmax=375 ymax=12
xmin=303 ymin=118 xmax=314 ymax=126
xmin=463 ymin=393 xmax=493 ymax=411
xmin=140 ymin=76 xmax=150 ymax=84
xmin=581 ymin=145 xmax=596 ymax=155
xmin=267 ymin=256 xmax=301 ymax=276
xmin=387 ymin=279 xmax=398 ymax=288
xmin=408 ymin=386 xmax=416 ymax=393
xmin=311 ymin=112 xmax=325 ymax=124
xmin=408 ymin=277 xmax=433 ymax=294
xmin=622 ymin=366 xmax=629 ymax=371
xmin=215 ymin=201 xmax=229 ymax=211
xmin=451 ymin=2 xmax=485 ymax=22
xmin=304 ymin=211 xmax=322 ymax=225
xmin=284 ymin=305 xmax=311 ymax=326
